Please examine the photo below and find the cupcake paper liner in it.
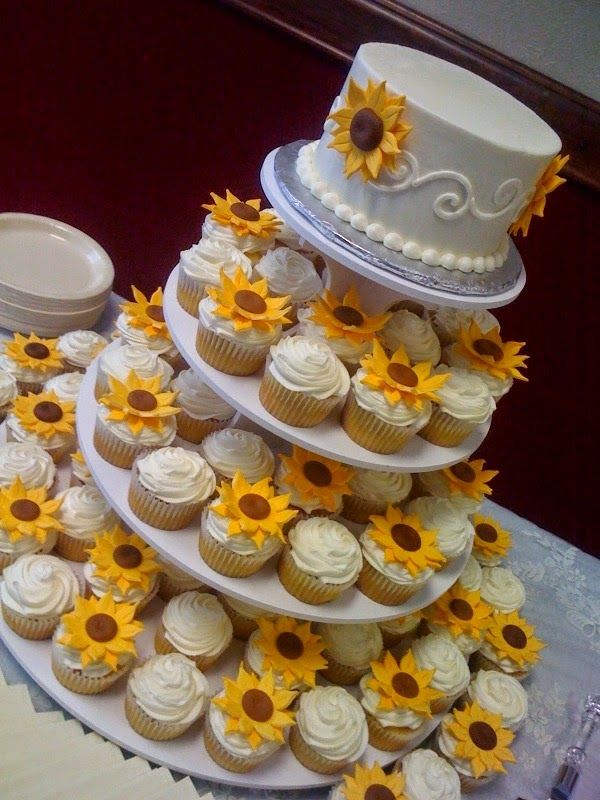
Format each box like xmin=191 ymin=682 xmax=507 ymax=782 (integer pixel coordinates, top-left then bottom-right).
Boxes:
xmin=54 ymin=531 xmax=95 ymax=562
xmin=93 ymin=419 xmax=151 ymax=469
xmin=341 ymin=393 xmax=418 ymax=454
xmin=357 ymin=559 xmax=420 ymax=606
xmin=16 ymin=379 xmax=45 ymax=395
xmin=429 ymin=688 xmax=464 ymax=715
xmin=62 ymin=361 xmax=86 ymax=374
xmin=176 ymin=268 xmax=207 ymax=317
xmin=341 ymin=493 xmax=387 ymax=524
xmin=1 ymin=603 xmax=61 ymax=640
xmin=51 ymin=651 xmax=130 ymax=694
xmin=0 ymin=551 xmax=17 ymax=573
xmin=158 ymin=572 xmax=207 ymax=602
xmin=320 ymin=654 xmax=371 ymax=686
xmin=5 ymin=427 xmax=74 ymax=465
xmin=383 ymin=626 xmax=420 ymax=654
xmin=160 ymin=351 xmax=187 ymax=375
xmin=124 ymin=683 xmax=197 ymax=741
xmin=258 ymin=371 xmax=340 ymax=428
xmin=203 ymin=711 xmax=263 ymax=773
xmin=366 ymin=711 xmax=423 ymax=751
xmin=176 ymin=409 xmax=230 ymax=444
xmin=128 ymin=465 xmax=208 ymax=531
xmin=419 ymin=406 xmax=478 ymax=447
xmin=277 ymin=546 xmax=352 ymax=605
xmin=221 ymin=600 xmax=260 ymax=641
xmin=288 ymin=725 xmax=350 ymax=775
xmin=196 ymin=325 xmax=271 ymax=376
xmin=198 ymin=519 xmax=279 ymax=578
xmin=154 ymin=621 xmax=226 ymax=670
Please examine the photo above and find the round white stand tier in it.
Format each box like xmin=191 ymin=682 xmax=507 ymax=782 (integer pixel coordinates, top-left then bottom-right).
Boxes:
xmin=163 ymin=268 xmax=491 ymax=472
xmin=79 ymin=359 xmax=472 ymax=623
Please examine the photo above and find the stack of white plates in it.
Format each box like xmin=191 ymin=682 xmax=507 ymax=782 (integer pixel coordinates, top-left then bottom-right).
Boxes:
xmin=0 ymin=213 xmax=114 ymax=336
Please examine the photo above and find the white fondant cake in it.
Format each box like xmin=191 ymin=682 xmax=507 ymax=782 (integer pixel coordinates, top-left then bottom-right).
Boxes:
xmin=296 ymin=43 xmax=561 ymax=273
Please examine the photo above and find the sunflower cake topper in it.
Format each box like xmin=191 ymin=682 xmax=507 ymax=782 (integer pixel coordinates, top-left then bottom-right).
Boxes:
xmin=472 ymin=514 xmax=512 ymax=560
xmin=120 ymin=286 xmax=170 ymax=341
xmin=368 ymin=649 xmax=442 ymax=717
xmin=207 ymin=268 xmax=292 ymax=332
xmin=202 ymin=190 xmax=282 ymax=239
xmin=3 ymin=332 xmax=63 ymax=373
xmin=456 ymin=321 xmax=528 ymax=381
xmin=510 ymin=153 xmax=569 ymax=237
xmin=341 ymin=761 xmax=407 ymax=800
xmin=308 ymin=285 xmax=390 ymax=346
xmin=485 ymin=610 xmax=545 ymax=667
xmin=441 ymin=458 xmax=498 ymax=501
xmin=367 ymin=504 xmax=445 ymax=576
xmin=0 ymin=476 xmax=62 ymax=544
xmin=426 ymin=584 xmax=492 ymax=641
xmin=99 ymin=371 xmax=179 ymax=435
xmin=278 ymin=446 xmax=354 ymax=513
xmin=254 ymin=616 xmax=327 ymax=689
xmin=13 ymin=391 xmax=75 ymax=439
xmin=446 ymin=701 xmax=516 ymax=778
xmin=327 ymin=78 xmax=412 ymax=181
xmin=86 ymin=525 xmax=160 ymax=594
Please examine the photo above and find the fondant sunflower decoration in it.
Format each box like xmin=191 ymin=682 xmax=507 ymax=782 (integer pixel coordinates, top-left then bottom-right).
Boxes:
xmin=446 ymin=701 xmax=516 ymax=778
xmin=71 ymin=450 xmax=86 ymax=466
xmin=255 ymin=616 xmax=327 ymax=689
xmin=213 ymin=664 xmax=296 ymax=750
xmin=368 ymin=649 xmax=442 ymax=717
xmin=278 ymin=446 xmax=354 ymax=512
xmin=327 ymin=78 xmax=412 ymax=181
xmin=308 ymin=285 xmax=390 ymax=346
xmin=13 ymin=391 xmax=75 ymax=439
xmin=202 ymin=190 xmax=282 ymax=239
xmin=0 ymin=476 xmax=62 ymax=544
xmin=58 ymin=592 xmax=143 ymax=671
xmin=211 ymin=470 xmax=297 ymax=549
xmin=472 ymin=514 xmax=512 ymax=560
xmin=367 ymin=504 xmax=445 ymax=576
xmin=441 ymin=459 xmax=498 ymax=501
xmin=120 ymin=286 xmax=170 ymax=340
xmin=3 ymin=332 xmax=63 ymax=373
xmin=485 ymin=610 xmax=545 ymax=667
xmin=510 ymin=153 xmax=569 ymax=237
xmin=426 ymin=584 xmax=492 ymax=641
xmin=360 ymin=340 xmax=448 ymax=409
xmin=86 ymin=525 xmax=160 ymax=594
xmin=99 ymin=371 xmax=179 ymax=435
xmin=456 ymin=321 xmax=528 ymax=381
xmin=207 ymin=268 xmax=291 ymax=332
xmin=341 ymin=761 xmax=406 ymax=800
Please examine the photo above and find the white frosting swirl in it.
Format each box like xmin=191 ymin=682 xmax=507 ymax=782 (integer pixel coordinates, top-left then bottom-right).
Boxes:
xmin=415 ymin=470 xmax=482 ymax=514
xmin=297 ymin=307 xmax=370 ymax=365
xmin=202 ymin=214 xmax=266 ymax=254
xmin=411 ymin=634 xmax=470 ymax=696
xmin=425 ymin=622 xmax=481 ymax=657
xmin=431 ymin=366 xmax=495 ymax=423
xmin=267 ymin=336 xmax=350 ymax=400
xmin=171 ymin=369 xmax=234 ymax=421
xmin=55 ymin=486 xmax=118 ymax=540
xmin=457 ymin=554 xmax=483 ymax=591
xmin=6 ymin=412 xmax=74 ymax=451
xmin=360 ymin=528 xmax=432 ymax=587
xmin=406 ymin=496 xmax=474 ymax=560
xmin=136 ymin=447 xmax=215 ymax=504
xmin=297 ymin=686 xmax=368 ymax=761
xmin=129 ymin=653 xmax=209 ymax=724
xmin=115 ymin=313 xmax=175 ymax=357
xmin=0 ymin=371 xmax=17 ymax=406
xmin=57 ymin=330 xmax=108 ymax=368
xmin=289 ymin=518 xmax=362 ymax=585
xmin=349 ymin=468 xmax=412 ymax=505
xmin=204 ymin=506 xmax=282 ymax=557
xmin=444 ymin=343 xmax=513 ymax=400
xmin=0 ymin=443 xmax=56 ymax=490
xmin=208 ymin=696 xmax=281 ymax=762
xmin=198 ymin=296 xmax=282 ymax=346
xmin=467 ymin=669 xmax=528 ymax=730
xmin=201 ymin=428 xmax=274 ymax=483
xmin=360 ymin=674 xmax=425 ymax=730
xmin=162 ymin=592 xmax=232 ymax=658
xmin=52 ymin=621 xmax=134 ymax=678
xmin=44 ymin=372 xmax=84 ymax=404
xmin=96 ymin=404 xmax=177 ymax=447
xmin=401 ymin=748 xmax=461 ymax=800
xmin=430 ymin=307 xmax=500 ymax=345
xmin=179 ymin=238 xmax=252 ymax=285
xmin=381 ymin=310 xmax=441 ymax=365
xmin=316 ymin=622 xmax=382 ymax=670
xmin=0 ymin=526 xmax=52 ymax=558
xmin=255 ymin=248 xmax=322 ymax=302
xmin=351 ymin=369 xmax=432 ymax=427
xmin=84 ymin=560 xmax=156 ymax=604
xmin=1 ymin=554 xmax=79 ymax=617
xmin=479 ymin=566 xmax=526 ymax=612
xmin=223 ymin=596 xmax=274 ymax=620
xmin=0 ymin=352 xmax=61 ymax=382
xmin=99 ymin=344 xmax=173 ymax=389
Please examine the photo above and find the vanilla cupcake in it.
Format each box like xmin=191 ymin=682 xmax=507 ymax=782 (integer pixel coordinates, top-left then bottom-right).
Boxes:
xmin=380 ymin=309 xmax=441 ymax=365
xmin=95 ymin=343 xmax=174 ymax=399
xmin=69 ymin=450 xmax=94 ymax=487
xmin=126 ymin=653 xmax=209 ymax=741
xmin=0 ymin=371 xmax=17 ymax=422
xmin=342 ymin=467 xmax=412 ymax=523
xmin=275 ymin=446 xmax=354 ymax=518
xmin=457 ymin=554 xmax=483 ymax=591
xmin=201 ymin=428 xmax=274 ymax=484
xmin=129 ymin=447 xmax=216 ymax=530
xmin=423 ymin=584 xmax=493 ymax=657
xmin=219 ymin=595 xmax=275 ymax=640
xmin=201 ymin=192 xmax=282 ymax=255
xmin=473 ymin=610 xmax=544 ymax=680
xmin=1 ymin=554 xmax=80 ymax=639
xmin=411 ymin=634 xmax=470 ymax=713
xmin=56 ymin=330 xmax=108 ymax=373
xmin=278 ymin=517 xmax=362 ymax=605
xmin=329 ymin=762 xmax=407 ymax=800
xmin=430 ymin=307 xmax=500 ymax=347
xmin=406 ymin=496 xmax=474 ymax=563
xmin=116 ymin=286 xmax=180 ymax=366
xmin=170 ymin=369 xmax=235 ymax=444
xmin=0 ymin=476 xmax=60 ymax=570
xmin=378 ymin=612 xmax=422 ymax=651
xmin=158 ymin=557 xmax=208 ymax=602
xmin=290 ymin=685 xmax=368 ymax=774
xmin=6 ymin=391 xmax=76 ymax=463
xmin=0 ymin=443 xmax=56 ymax=492
xmin=44 ymin=371 xmax=84 ymax=404
xmin=471 ymin=513 xmax=512 ymax=566
xmin=54 ymin=485 xmax=118 ymax=561
xmin=254 ymin=247 xmax=322 ymax=323
xmin=415 ymin=458 xmax=498 ymax=515
xmin=316 ymin=622 xmax=382 ymax=685
xmin=444 ymin=342 xmax=514 ymax=401
xmin=0 ymin=333 xmax=64 ymax=394
xmin=464 ymin=669 xmax=528 ymax=731
xmin=479 ymin=566 xmax=526 ymax=613
xmin=398 ymin=748 xmax=461 ymax=800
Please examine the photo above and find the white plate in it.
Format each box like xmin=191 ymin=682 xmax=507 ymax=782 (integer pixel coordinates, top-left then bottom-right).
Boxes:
xmin=163 ymin=267 xmax=490 ymax=472
xmin=0 ymin=307 xmax=106 ymax=337
xmin=78 ymin=359 xmax=472 ymax=624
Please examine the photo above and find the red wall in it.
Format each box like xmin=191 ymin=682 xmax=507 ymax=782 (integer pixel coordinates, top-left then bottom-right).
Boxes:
xmin=2 ymin=0 xmax=597 ymax=554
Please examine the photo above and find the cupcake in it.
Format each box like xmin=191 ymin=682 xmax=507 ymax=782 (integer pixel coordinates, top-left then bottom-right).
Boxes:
xmin=244 ymin=615 xmax=327 ymax=690
xmin=464 ymin=669 xmax=528 ymax=731
xmin=219 ymin=595 xmax=275 ymax=640
xmin=435 ymin=701 xmax=516 ymax=791
xmin=117 ymin=286 xmax=181 ymax=368
xmin=125 ymin=653 xmax=210 ymax=741
xmin=341 ymin=467 xmax=412 ymax=524
xmin=419 ymin=366 xmax=495 ymax=447
xmin=471 ymin=514 xmax=512 ymax=566
xmin=52 ymin=593 xmax=143 ymax=694
xmin=158 ymin=557 xmax=208 ymax=602
xmin=69 ymin=450 xmax=94 ymax=487
xmin=342 ymin=342 xmax=446 ymax=453
xmin=423 ymin=584 xmax=493 ymax=657
xmin=290 ymin=685 xmax=367 ymax=774
xmin=129 ymin=447 xmax=216 ymax=530
xmin=43 ymin=371 xmax=84 ymax=405
xmin=0 ymin=333 xmax=64 ymax=394
xmin=205 ymin=664 xmax=295 ymax=773
xmin=95 ymin=343 xmax=174 ymax=400
xmin=56 ymin=330 xmax=108 ymax=373
xmin=472 ymin=610 xmax=544 ymax=680
xmin=415 ymin=458 xmax=498 ymax=515
xmin=170 ymin=369 xmax=235 ymax=444
xmin=278 ymin=517 xmax=362 ymax=605
xmin=0 ymin=371 xmax=17 ymax=422
xmin=398 ymin=748 xmax=461 ymax=800
xmin=54 ymin=485 xmax=118 ymax=562
xmin=380 ymin=309 xmax=442 ymax=365
xmin=6 ymin=391 xmax=76 ymax=463
xmin=84 ymin=526 xmax=161 ymax=612
xmin=405 ymin=496 xmax=474 ymax=563
xmin=275 ymin=447 xmax=354 ymax=518
xmin=1 ymin=554 xmax=80 ymax=639
xmin=199 ymin=471 xmax=295 ymax=578
xmin=358 ymin=505 xmax=445 ymax=606
xmin=197 ymin=268 xmax=291 ymax=375
xmin=430 ymin=306 xmax=500 ymax=348
xmin=329 ymin=762 xmax=407 ymax=800
xmin=201 ymin=428 xmax=274 ymax=484
xmin=316 ymin=622 xmax=382 ymax=685
xmin=359 ymin=649 xmax=442 ymax=750
xmin=378 ymin=612 xmax=422 ymax=651
xmin=201 ymin=190 xmax=282 ymax=256
xmin=411 ymin=634 xmax=471 ymax=714
xmin=457 ymin=554 xmax=483 ymax=591
xmin=176 ymin=237 xmax=253 ymax=316
xmin=479 ymin=566 xmax=526 ymax=613
xmin=94 ymin=372 xmax=178 ymax=468
xmin=0 ymin=443 xmax=56 ymax=492
xmin=0 ymin=476 xmax=61 ymax=570
xmin=154 ymin=591 xmax=232 ymax=670
xmin=254 ymin=247 xmax=322 ymax=324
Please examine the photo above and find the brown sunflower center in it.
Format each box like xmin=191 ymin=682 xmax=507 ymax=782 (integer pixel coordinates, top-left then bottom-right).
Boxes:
xmin=146 ymin=304 xmax=165 ymax=322
xmin=387 ymin=362 xmax=418 ymax=387
xmin=276 ymin=631 xmax=304 ymax=660
xmin=391 ymin=671 xmax=419 ymax=698
xmin=113 ymin=543 xmax=143 ymax=569
xmin=476 ymin=523 xmax=498 ymax=543
xmin=391 ymin=523 xmax=421 ymax=552
xmin=350 ymin=107 xmax=384 ymax=152
xmin=127 ymin=389 xmax=157 ymax=412
xmin=234 ymin=290 xmax=267 ymax=315
xmin=365 ymin=785 xmax=395 ymax=800
xmin=333 ymin=305 xmax=363 ymax=327
xmin=239 ymin=493 xmax=271 ymax=520
xmin=34 ymin=401 xmax=63 ymax=423
xmin=469 ymin=720 xmax=498 ymax=751
xmin=449 ymin=462 xmax=476 ymax=483
xmin=449 ymin=598 xmax=474 ymax=620
xmin=473 ymin=338 xmax=503 ymax=362
xmin=85 ymin=613 xmax=118 ymax=643
xmin=302 ymin=460 xmax=332 ymax=487
xmin=230 ymin=201 xmax=261 ymax=222
xmin=502 ymin=624 xmax=527 ymax=649
xmin=24 ymin=342 xmax=50 ymax=360
xmin=242 ymin=688 xmax=274 ymax=722
xmin=10 ymin=499 xmax=40 ymax=521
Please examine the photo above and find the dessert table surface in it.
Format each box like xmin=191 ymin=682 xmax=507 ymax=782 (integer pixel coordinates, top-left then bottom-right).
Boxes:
xmin=1 ymin=295 xmax=599 ymax=800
